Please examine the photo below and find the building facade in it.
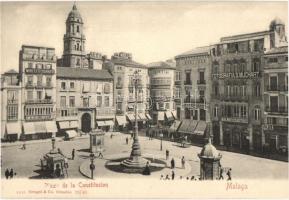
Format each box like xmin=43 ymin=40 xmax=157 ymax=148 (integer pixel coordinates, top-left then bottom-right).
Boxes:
xmin=263 ymin=46 xmax=288 ymax=153
xmin=174 ymin=47 xmax=212 ymax=143
xmin=147 ymin=61 xmax=176 ymax=126
xmin=210 ymin=19 xmax=287 ymax=152
xmin=103 ymin=52 xmax=150 ymax=131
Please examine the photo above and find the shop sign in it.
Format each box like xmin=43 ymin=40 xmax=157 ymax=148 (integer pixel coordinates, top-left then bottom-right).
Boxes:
xmin=212 ymin=72 xmax=259 ymax=79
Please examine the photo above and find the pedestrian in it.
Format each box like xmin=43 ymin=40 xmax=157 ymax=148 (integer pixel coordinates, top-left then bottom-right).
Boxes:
xmin=126 ymin=137 xmax=129 ymax=145
xmin=166 ymin=149 xmax=169 ymax=160
xmin=21 ymin=142 xmax=26 ymax=150
xmin=171 ymin=170 xmax=175 ymax=180
xmin=55 ymin=164 xmax=61 ymax=178
xmin=142 ymin=161 xmax=151 ymax=175
xmin=219 ymin=166 xmax=224 ymax=180
xmin=58 ymin=148 xmax=63 ymax=156
xmin=110 ymin=133 xmax=113 ymax=139
xmin=98 ymin=151 xmax=104 ymax=158
xmin=130 ymin=131 xmax=134 ymax=139
xmin=160 ymin=174 xmax=164 ymax=180
xmin=190 ymin=176 xmax=195 ymax=180
xmin=71 ymin=149 xmax=75 ymax=160
xmin=9 ymin=168 xmax=14 ymax=179
xmin=181 ymin=156 xmax=185 ymax=169
xmin=5 ymin=169 xmax=9 ymax=179
xmin=180 ymin=176 xmax=183 ymax=180
xmin=171 ymin=158 xmax=175 ymax=169
xmin=64 ymin=157 xmax=69 ymax=169
xmin=227 ymin=168 xmax=232 ymax=181
xmin=186 ymin=177 xmax=190 ymax=180
xmin=165 ymin=174 xmax=170 ymax=180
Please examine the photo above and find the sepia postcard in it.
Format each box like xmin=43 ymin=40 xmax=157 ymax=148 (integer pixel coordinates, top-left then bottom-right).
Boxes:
xmin=0 ymin=1 xmax=288 ymax=199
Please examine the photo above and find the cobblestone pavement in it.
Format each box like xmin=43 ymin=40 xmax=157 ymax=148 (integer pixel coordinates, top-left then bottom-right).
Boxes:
xmin=1 ymin=132 xmax=288 ymax=180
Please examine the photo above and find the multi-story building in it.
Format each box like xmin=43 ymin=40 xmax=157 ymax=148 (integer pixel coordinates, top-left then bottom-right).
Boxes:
xmin=174 ymin=46 xmax=212 ymax=143
xmin=210 ymin=18 xmax=287 ymax=152
xmin=103 ymin=52 xmax=150 ymax=131
xmin=147 ymin=61 xmax=176 ymax=126
xmin=263 ymin=45 xmax=288 ymax=153
xmin=56 ymin=4 xmax=114 ymax=136
xmin=1 ymin=70 xmax=22 ymax=141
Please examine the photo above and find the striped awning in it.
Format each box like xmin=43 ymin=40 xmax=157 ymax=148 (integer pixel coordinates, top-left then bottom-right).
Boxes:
xmin=194 ymin=121 xmax=207 ymax=135
xmin=165 ymin=111 xmax=174 ymax=121
xmin=187 ymin=120 xmax=198 ymax=133
xmin=70 ymin=120 xmax=79 ymax=128
xmin=138 ymin=113 xmax=147 ymax=121
xmin=146 ymin=114 xmax=152 ymax=120
xmin=171 ymin=110 xmax=177 ymax=119
xmin=23 ymin=122 xmax=36 ymax=135
xmin=126 ymin=114 xmax=135 ymax=122
xmin=6 ymin=122 xmax=22 ymax=136
xmin=66 ymin=130 xmax=78 ymax=138
xmin=116 ymin=116 xmax=127 ymax=125
xmin=178 ymin=120 xmax=190 ymax=133
xmin=105 ymin=120 xmax=114 ymax=126
xmin=45 ymin=121 xmax=58 ymax=133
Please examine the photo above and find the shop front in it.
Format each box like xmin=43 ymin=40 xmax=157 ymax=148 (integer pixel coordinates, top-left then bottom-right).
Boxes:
xmin=223 ymin=123 xmax=249 ymax=152
xmin=5 ymin=122 xmax=22 ymax=142
xmin=264 ymin=127 xmax=288 ymax=154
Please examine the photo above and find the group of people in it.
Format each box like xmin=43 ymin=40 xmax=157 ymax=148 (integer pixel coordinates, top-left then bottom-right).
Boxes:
xmin=160 ymin=173 xmax=199 ymax=181
xmin=4 ymin=168 xmax=16 ymax=179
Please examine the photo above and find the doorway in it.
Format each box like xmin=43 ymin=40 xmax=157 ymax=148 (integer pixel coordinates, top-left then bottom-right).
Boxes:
xmin=81 ymin=113 xmax=91 ymax=133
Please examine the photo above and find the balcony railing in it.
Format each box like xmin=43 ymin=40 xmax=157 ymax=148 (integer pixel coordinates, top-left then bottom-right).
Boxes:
xmin=221 ymin=117 xmax=248 ymax=123
xmin=184 ymin=97 xmax=205 ymax=103
xmin=266 ymin=85 xmax=288 ymax=92
xmin=197 ymin=80 xmax=206 ymax=85
xmin=7 ymin=100 xmax=18 ymax=104
xmin=56 ymin=107 xmax=78 ymax=118
xmin=220 ymin=95 xmax=249 ymax=102
xmin=184 ymin=80 xmax=192 ymax=85
xmin=25 ymin=99 xmax=53 ymax=104
xmin=26 ymin=83 xmax=53 ymax=89
xmin=95 ymin=108 xmax=115 ymax=116
xmin=265 ymin=106 xmax=288 ymax=114
xmin=25 ymin=115 xmax=53 ymax=121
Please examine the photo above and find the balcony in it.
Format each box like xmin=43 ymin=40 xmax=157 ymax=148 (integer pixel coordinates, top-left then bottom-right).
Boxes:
xmin=56 ymin=107 xmax=78 ymax=118
xmin=25 ymin=99 xmax=53 ymax=104
xmin=184 ymin=97 xmax=205 ymax=103
xmin=184 ymin=80 xmax=192 ymax=85
xmin=25 ymin=114 xmax=53 ymax=121
xmin=95 ymin=108 xmax=115 ymax=117
xmin=265 ymin=106 xmax=288 ymax=114
xmin=183 ymin=102 xmax=207 ymax=109
xmin=7 ymin=100 xmax=18 ymax=104
xmin=26 ymin=83 xmax=53 ymax=89
xmin=197 ymin=80 xmax=206 ymax=85
xmin=265 ymin=85 xmax=288 ymax=92
xmin=25 ymin=68 xmax=55 ymax=75
xmin=116 ymin=84 xmax=123 ymax=89
xmin=175 ymin=80 xmax=181 ymax=85
xmin=221 ymin=117 xmax=248 ymax=123
xmin=220 ymin=95 xmax=249 ymax=102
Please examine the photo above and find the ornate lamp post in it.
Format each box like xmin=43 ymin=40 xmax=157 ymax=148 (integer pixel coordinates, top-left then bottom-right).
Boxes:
xmin=160 ymin=132 xmax=163 ymax=151
xmin=90 ymin=153 xmax=95 ymax=179
xmin=121 ymin=70 xmax=148 ymax=168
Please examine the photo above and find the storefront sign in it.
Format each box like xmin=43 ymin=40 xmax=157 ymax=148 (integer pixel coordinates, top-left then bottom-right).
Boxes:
xmin=212 ymin=72 xmax=259 ymax=79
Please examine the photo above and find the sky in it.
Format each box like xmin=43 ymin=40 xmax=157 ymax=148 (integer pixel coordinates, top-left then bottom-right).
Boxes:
xmin=1 ymin=1 xmax=288 ymax=73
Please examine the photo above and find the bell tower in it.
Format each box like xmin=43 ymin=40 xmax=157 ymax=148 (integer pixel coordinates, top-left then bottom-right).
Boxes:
xmin=62 ymin=3 xmax=86 ymax=68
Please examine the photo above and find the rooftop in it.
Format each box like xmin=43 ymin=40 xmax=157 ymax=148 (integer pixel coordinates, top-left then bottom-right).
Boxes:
xmin=111 ymin=58 xmax=147 ymax=69
xmin=265 ymin=46 xmax=288 ymax=55
xmin=175 ymin=46 xmax=211 ymax=58
xmin=56 ymin=67 xmax=113 ymax=81
xmin=3 ymin=69 xmax=18 ymax=75
xmin=147 ymin=61 xmax=176 ymax=70
xmin=220 ymin=30 xmax=271 ymax=43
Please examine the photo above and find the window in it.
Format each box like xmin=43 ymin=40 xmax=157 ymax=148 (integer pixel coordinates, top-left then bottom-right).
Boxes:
xmin=46 ymin=76 xmax=52 ymax=87
xmin=185 ymin=71 xmax=191 ymax=83
xmin=27 ymin=76 xmax=33 ymax=86
xmin=37 ymin=91 xmax=42 ymax=100
xmin=27 ymin=91 xmax=33 ymax=100
xmin=268 ymin=57 xmax=278 ymax=63
xmin=7 ymin=105 xmax=18 ymax=121
xmin=240 ymin=105 xmax=247 ymax=118
xmin=104 ymin=96 xmax=110 ymax=107
xmin=286 ymin=56 xmax=288 ymax=62
xmin=60 ymin=96 xmax=66 ymax=107
xmin=175 ymin=88 xmax=180 ymax=98
xmin=37 ymin=75 xmax=42 ymax=86
xmin=76 ymin=58 xmax=80 ymax=66
xmin=28 ymin=63 xmax=33 ymax=68
xmin=7 ymin=90 xmax=17 ymax=103
xmin=70 ymin=82 xmax=75 ymax=90
xmin=199 ymin=71 xmax=205 ymax=83
xmin=69 ymin=96 xmax=75 ymax=107
xmin=214 ymin=85 xmax=219 ymax=96
xmin=165 ymin=103 xmax=170 ymax=110
xmin=254 ymin=84 xmax=261 ymax=97
xmin=175 ymin=71 xmax=181 ymax=81
xmin=83 ymin=98 xmax=89 ymax=107
xmin=254 ymin=108 xmax=260 ymax=120
xmin=104 ymin=83 xmax=110 ymax=94
xmin=252 ymin=61 xmax=260 ymax=72
xmin=96 ymin=96 xmax=102 ymax=107
xmin=214 ymin=106 xmax=218 ymax=118
xmin=77 ymin=25 xmax=79 ymax=33
xmin=61 ymin=82 xmax=66 ymax=90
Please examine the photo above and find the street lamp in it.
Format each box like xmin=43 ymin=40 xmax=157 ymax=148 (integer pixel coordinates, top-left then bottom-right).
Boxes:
xmin=160 ymin=132 xmax=163 ymax=151
xmin=89 ymin=153 xmax=95 ymax=179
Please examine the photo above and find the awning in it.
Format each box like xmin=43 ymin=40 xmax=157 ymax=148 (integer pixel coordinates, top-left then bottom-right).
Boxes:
xmin=187 ymin=120 xmax=198 ymax=133
xmin=126 ymin=114 xmax=135 ymax=122
xmin=66 ymin=130 xmax=78 ymax=138
xmin=146 ymin=114 xmax=152 ymax=120
xmin=105 ymin=120 xmax=114 ymax=126
xmin=23 ymin=122 xmax=36 ymax=135
xmin=70 ymin=121 xmax=79 ymax=128
xmin=171 ymin=110 xmax=177 ymax=119
xmin=157 ymin=112 xmax=165 ymax=121
xmin=45 ymin=121 xmax=58 ymax=133
xmin=178 ymin=120 xmax=190 ymax=133
xmin=34 ymin=122 xmax=47 ymax=133
xmin=97 ymin=121 xmax=106 ymax=127
xmin=138 ymin=113 xmax=147 ymax=121
xmin=169 ymin=120 xmax=181 ymax=132
xmin=165 ymin=111 xmax=174 ymax=121
xmin=194 ymin=121 xmax=207 ymax=135
xmin=59 ymin=121 xmax=70 ymax=129
xmin=116 ymin=116 xmax=127 ymax=126
xmin=6 ymin=122 xmax=21 ymax=136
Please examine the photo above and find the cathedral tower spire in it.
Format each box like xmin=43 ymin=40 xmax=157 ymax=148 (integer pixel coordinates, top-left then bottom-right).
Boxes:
xmin=62 ymin=3 xmax=86 ymax=68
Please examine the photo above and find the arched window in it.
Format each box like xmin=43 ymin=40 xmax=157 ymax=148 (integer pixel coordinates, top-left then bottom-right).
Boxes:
xmin=254 ymin=105 xmax=261 ymax=121
xmin=77 ymin=25 xmax=80 ymax=33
